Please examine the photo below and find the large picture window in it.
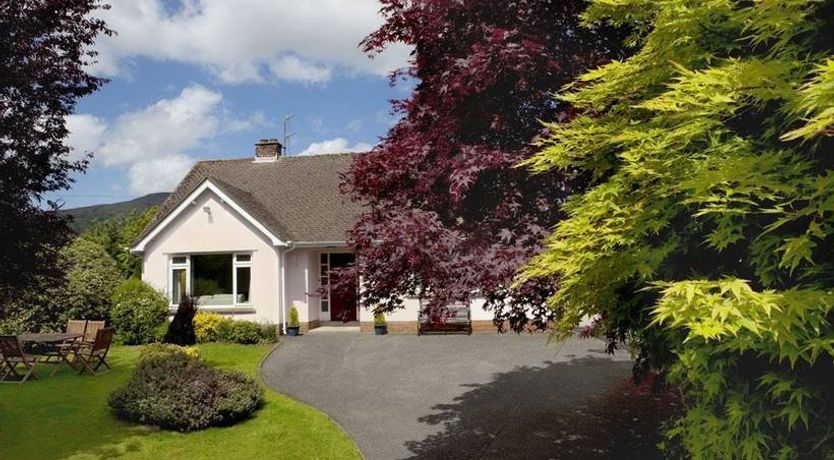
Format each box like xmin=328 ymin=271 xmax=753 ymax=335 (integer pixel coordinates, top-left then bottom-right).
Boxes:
xmin=169 ymin=253 xmax=252 ymax=307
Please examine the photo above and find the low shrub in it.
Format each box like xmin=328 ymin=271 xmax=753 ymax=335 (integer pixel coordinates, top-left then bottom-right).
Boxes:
xmin=225 ymin=320 xmax=262 ymax=344
xmin=109 ymin=344 xmax=263 ymax=432
xmin=194 ymin=312 xmax=230 ymax=343
xmin=154 ymin=321 xmax=169 ymax=342
xmin=194 ymin=312 xmax=276 ymax=344
xmin=110 ymin=279 xmax=170 ymax=345
xmin=164 ymin=295 xmax=197 ymax=346
xmin=258 ymin=323 xmax=278 ymax=342
xmin=139 ymin=342 xmax=200 ymax=361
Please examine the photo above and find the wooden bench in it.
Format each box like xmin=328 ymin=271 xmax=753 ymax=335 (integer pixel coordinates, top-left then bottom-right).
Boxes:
xmin=418 ymin=304 xmax=472 ymax=335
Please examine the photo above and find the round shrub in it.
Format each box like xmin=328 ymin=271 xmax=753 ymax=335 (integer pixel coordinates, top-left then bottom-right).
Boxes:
xmin=226 ymin=320 xmax=263 ymax=344
xmin=109 ymin=344 xmax=263 ymax=432
xmin=194 ymin=312 xmax=232 ymax=343
xmin=140 ymin=342 xmax=200 ymax=361
xmin=110 ymin=278 xmax=169 ymax=345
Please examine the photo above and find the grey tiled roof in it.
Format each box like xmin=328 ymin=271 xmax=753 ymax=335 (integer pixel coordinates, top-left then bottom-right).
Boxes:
xmin=135 ymin=153 xmax=363 ymax=246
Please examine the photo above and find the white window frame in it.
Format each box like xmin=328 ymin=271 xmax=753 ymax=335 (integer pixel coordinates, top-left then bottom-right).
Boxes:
xmin=319 ymin=252 xmax=331 ymax=314
xmin=232 ymin=253 xmax=253 ymax=306
xmin=169 ymin=255 xmax=191 ymax=306
xmin=168 ymin=252 xmax=254 ymax=307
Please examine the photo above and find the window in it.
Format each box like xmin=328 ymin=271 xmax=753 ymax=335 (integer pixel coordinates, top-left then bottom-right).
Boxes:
xmin=169 ymin=253 xmax=252 ymax=306
xmin=319 ymin=253 xmax=330 ymax=312
xmin=234 ymin=254 xmax=252 ymax=304
xmin=169 ymin=256 xmax=190 ymax=305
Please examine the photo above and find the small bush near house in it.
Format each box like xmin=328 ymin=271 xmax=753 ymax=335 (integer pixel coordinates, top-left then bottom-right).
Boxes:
xmin=164 ymin=295 xmax=197 ymax=346
xmin=194 ymin=312 xmax=276 ymax=344
xmin=194 ymin=312 xmax=229 ymax=343
xmin=109 ymin=344 xmax=263 ymax=432
xmin=258 ymin=323 xmax=278 ymax=342
xmin=110 ymin=278 xmax=170 ymax=345
xmin=225 ymin=321 xmax=263 ymax=344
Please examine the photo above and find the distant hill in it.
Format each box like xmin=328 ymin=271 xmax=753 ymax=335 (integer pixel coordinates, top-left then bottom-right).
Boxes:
xmin=64 ymin=193 xmax=169 ymax=232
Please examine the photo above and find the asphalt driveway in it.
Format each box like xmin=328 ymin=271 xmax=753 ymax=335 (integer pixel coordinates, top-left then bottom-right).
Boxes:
xmin=260 ymin=332 xmax=654 ymax=460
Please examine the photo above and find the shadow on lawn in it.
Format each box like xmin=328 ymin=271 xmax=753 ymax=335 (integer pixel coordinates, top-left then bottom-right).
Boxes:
xmin=403 ymin=356 xmax=680 ymax=460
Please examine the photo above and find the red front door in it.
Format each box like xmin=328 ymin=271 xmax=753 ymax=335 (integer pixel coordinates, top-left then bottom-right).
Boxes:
xmin=329 ymin=253 xmax=357 ymax=322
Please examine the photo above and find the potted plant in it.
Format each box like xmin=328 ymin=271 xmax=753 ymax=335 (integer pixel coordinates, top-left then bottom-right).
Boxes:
xmin=287 ymin=306 xmax=301 ymax=336
xmin=374 ymin=313 xmax=387 ymax=335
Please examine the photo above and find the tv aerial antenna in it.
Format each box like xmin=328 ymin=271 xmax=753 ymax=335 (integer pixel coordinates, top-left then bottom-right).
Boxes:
xmin=283 ymin=114 xmax=297 ymax=155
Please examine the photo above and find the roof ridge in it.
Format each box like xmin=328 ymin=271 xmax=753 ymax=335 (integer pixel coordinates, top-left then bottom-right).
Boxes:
xmin=192 ymin=152 xmax=364 ymax=164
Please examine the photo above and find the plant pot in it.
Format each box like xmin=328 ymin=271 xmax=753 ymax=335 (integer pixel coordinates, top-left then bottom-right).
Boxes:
xmin=287 ymin=326 xmax=300 ymax=336
xmin=374 ymin=325 xmax=387 ymax=335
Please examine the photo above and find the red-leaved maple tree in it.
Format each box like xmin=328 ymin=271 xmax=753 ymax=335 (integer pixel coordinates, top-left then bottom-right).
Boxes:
xmin=343 ymin=0 xmax=626 ymax=330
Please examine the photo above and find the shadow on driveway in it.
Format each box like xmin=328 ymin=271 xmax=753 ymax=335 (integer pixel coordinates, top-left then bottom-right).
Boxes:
xmin=404 ymin=357 xmax=678 ymax=459
xmin=261 ymin=334 xmax=677 ymax=460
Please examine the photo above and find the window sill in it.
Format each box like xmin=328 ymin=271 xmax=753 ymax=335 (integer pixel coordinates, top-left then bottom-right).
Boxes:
xmin=168 ymin=305 xmax=256 ymax=314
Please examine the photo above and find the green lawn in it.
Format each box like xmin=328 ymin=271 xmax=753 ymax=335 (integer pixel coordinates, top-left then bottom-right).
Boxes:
xmin=0 ymin=343 xmax=361 ymax=460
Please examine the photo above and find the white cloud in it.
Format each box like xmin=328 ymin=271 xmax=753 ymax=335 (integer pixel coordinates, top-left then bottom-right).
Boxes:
xmin=128 ymin=154 xmax=194 ymax=195
xmin=97 ymin=85 xmax=222 ymax=166
xmin=91 ymin=0 xmax=411 ymax=84
xmin=224 ymin=110 xmax=269 ymax=133
xmin=300 ymin=137 xmax=372 ymax=155
xmin=269 ymin=56 xmax=331 ymax=84
xmin=65 ymin=84 xmax=261 ymax=195
xmin=65 ymin=114 xmax=107 ymax=161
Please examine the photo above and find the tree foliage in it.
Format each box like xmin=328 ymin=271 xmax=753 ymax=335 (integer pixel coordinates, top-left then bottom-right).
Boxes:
xmin=0 ymin=236 xmax=120 ymax=333
xmin=0 ymin=207 xmax=157 ymax=333
xmin=111 ymin=278 xmax=169 ymax=345
xmin=83 ymin=207 xmax=159 ymax=278
xmin=0 ymin=0 xmax=112 ymax=305
xmin=525 ymin=1 xmax=834 ymax=457
xmin=61 ymin=236 xmax=122 ymax=322
xmin=345 ymin=0 xmax=625 ymax=330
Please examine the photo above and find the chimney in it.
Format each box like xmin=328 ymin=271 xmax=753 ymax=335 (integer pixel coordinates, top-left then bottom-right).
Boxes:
xmin=255 ymin=138 xmax=282 ymax=162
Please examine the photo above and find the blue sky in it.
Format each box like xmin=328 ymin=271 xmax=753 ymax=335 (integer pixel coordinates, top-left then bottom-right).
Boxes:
xmin=55 ymin=0 xmax=410 ymax=208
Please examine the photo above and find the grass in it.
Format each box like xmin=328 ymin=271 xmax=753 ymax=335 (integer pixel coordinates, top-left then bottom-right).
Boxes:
xmin=0 ymin=343 xmax=361 ymax=460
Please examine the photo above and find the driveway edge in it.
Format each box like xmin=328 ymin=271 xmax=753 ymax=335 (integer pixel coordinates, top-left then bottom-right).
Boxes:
xmin=258 ymin=341 xmax=366 ymax=460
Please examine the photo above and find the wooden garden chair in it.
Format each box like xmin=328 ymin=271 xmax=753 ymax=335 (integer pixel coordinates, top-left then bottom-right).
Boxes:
xmin=72 ymin=327 xmax=115 ymax=376
xmin=66 ymin=319 xmax=88 ymax=337
xmin=82 ymin=320 xmax=105 ymax=345
xmin=50 ymin=320 xmax=88 ymax=361
xmin=0 ymin=336 xmax=39 ymax=384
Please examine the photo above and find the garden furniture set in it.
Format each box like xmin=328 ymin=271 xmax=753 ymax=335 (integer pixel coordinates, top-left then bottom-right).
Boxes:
xmin=0 ymin=319 xmax=115 ymax=384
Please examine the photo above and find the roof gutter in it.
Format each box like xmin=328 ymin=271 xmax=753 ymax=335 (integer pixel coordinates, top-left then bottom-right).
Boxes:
xmin=290 ymin=240 xmax=348 ymax=249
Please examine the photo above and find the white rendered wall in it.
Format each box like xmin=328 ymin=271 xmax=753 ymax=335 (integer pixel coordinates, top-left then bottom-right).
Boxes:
xmin=284 ymin=249 xmax=318 ymax=324
xmin=141 ymin=190 xmax=280 ymax=323
xmin=359 ymin=296 xmax=493 ymax=322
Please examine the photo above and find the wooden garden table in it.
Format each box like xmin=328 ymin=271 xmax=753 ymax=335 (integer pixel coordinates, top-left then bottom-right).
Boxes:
xmin=18 ymin=332 xmax=83 ymax=375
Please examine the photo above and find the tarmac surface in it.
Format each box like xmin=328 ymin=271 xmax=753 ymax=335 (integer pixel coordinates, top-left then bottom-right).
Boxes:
xmin=260 ymin=332 xmax=638 ymax=460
